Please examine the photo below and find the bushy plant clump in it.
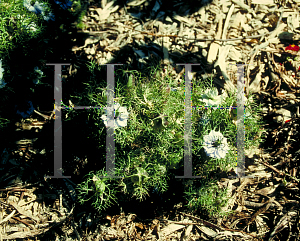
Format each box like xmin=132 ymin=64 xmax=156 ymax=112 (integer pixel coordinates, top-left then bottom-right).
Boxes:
xmin=0 ymin=0 xmax=265 ymax=219
xmin=72 ymin=59 xmax=265 ymax=218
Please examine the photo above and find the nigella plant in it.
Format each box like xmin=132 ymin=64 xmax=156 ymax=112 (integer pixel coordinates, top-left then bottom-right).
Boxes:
xmin=73 ymin=61 xmax=265 ymax=218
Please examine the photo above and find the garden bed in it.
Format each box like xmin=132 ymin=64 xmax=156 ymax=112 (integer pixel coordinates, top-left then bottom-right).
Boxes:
xmin=0 ymin=0 xmax=300 ymax=240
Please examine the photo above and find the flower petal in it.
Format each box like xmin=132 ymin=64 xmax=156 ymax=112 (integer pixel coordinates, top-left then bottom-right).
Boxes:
xmin=0 ymin=67 xmax=4 ymax=79
xmin=202 ymin=130 xmax=229 ymax=159
xmin=33 ymin=1 xmax=45 ymax=14
xmin=100 ymin=103 xmax=129 ymax=128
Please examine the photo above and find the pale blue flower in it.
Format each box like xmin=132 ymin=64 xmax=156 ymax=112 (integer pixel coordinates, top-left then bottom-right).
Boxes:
xmin=32 ymin=1 xmax=45 ymax=14
xmin=23 ymin=0 xmax=44 ymax=14
xmin=203 ymin=130 xmax=229 ymax=159
xmin=101 ymin=102 xmax=129 ymax=129
xmin=23 ymin=0 xmax=55 ymax=21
